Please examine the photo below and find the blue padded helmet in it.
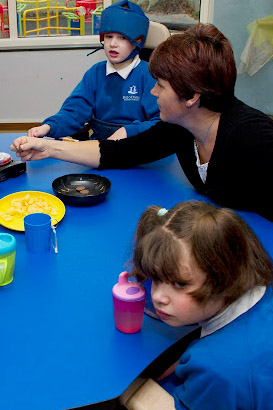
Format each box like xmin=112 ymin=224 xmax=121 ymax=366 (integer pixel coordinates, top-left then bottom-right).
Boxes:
xmin=99 ymin=0 xmax=149 ymax=53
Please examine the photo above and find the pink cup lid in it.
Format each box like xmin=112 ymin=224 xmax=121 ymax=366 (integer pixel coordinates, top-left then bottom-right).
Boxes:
xmin=112 ymin=271 xmax=145 ymax=302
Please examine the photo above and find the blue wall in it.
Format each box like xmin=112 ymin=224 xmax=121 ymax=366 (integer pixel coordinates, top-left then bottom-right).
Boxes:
xmin=213 ymin=0 xmax=273 ymax=114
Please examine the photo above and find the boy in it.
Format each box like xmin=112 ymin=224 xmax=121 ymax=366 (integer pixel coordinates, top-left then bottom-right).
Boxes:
xmin=28 ymin=0 xmax=160 ymax=141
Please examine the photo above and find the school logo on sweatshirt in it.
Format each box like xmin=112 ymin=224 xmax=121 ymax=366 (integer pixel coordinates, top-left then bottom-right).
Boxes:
xmin=128 ymin=85 xmax=138 ymax=95
xmin=123 ymin=85 xmax=140 ymax=101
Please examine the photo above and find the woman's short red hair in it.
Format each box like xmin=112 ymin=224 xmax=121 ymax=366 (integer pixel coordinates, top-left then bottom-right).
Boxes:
xmin=149 ymin=24 xmax=237 ymax=112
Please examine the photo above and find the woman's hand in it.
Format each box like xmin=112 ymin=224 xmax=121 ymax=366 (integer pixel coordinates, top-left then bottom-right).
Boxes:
xmin=10 ymin=136 xmax=101 ymax=168
xmin=10 ymin=136 xmax=51 ymax=162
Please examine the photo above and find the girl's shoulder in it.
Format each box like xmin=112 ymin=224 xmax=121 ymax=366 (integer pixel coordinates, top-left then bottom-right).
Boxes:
xmin=182 ymin=287 xmax=273 ymax=362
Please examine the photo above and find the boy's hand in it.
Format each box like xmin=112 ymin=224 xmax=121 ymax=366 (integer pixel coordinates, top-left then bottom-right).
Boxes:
xmin=27 ymin=124 xmax=51 ymax=138
xmin=10 ymin=136 xmax=50 ymax=162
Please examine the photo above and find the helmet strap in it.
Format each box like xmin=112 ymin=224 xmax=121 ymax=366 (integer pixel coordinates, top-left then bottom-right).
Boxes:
xmin=86 ymin=44 xmax=104 ymax=57
xmin=118 ymin=35 xmax=143 ymax=63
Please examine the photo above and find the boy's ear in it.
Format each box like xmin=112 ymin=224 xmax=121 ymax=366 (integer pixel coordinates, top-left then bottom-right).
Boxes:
xmin=134 ymin=36 xmax=144 ymax=44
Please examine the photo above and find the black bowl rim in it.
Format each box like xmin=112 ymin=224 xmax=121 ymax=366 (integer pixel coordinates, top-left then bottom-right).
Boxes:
xmin=52 ymin=173 xmax=111 ymax=198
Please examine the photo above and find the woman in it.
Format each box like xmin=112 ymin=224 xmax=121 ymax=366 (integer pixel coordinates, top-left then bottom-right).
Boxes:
xmin=11 ymin=24 xmax=273 ymax=220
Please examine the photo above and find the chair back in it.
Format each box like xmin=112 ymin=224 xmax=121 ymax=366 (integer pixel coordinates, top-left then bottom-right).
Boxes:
xmin=140 ymin=21 xmax=170 ymax=61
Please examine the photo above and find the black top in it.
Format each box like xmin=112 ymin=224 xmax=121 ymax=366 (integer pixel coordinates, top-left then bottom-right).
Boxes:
xmin=99 ymin=98 xmax=273 ymax=221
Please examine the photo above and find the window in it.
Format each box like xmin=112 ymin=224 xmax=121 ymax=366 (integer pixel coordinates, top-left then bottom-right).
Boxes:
xmin=0 ymin=0 xmax=213 ymax=50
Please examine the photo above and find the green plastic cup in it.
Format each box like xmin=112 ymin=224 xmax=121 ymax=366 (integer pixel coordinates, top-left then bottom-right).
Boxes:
xmin=0 ymin=233 xmax=16 ymax=286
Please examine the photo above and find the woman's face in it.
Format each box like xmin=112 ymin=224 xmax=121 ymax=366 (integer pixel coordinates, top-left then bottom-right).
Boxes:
xmin=151 ymin=242 xmax=224 ymax=327
xmin=151 ymin=78 xmax=186 ymax=124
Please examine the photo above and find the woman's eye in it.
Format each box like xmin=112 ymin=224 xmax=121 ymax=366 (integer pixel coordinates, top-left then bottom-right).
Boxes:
xmin=174 ymin=281 xmax=187 ymax=289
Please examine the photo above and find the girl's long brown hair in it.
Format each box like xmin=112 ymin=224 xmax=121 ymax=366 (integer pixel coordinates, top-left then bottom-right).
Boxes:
xmin=131 ymin=201 xmax=273 ymax=307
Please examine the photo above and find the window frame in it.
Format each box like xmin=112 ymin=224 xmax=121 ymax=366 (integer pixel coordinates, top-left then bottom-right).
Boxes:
xmin=0 ymin=0 xmax=214 ymax=50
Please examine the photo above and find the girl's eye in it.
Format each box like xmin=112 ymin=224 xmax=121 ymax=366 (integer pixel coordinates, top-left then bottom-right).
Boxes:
xmin=174 ymin=281 xmax=187 ymax=289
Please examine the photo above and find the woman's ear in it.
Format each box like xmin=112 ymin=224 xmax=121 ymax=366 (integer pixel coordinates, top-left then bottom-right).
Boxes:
xmin=186 ymin=93 xmax=201 ymax=108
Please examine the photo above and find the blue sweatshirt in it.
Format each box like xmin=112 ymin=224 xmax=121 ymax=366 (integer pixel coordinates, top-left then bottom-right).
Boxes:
xmin=159 ymin=286 xmax=273 ymax=410
xmin=43 ymin=60 xmax=160 ymax=138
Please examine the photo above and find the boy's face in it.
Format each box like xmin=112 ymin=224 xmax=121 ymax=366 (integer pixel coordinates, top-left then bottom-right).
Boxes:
xmin=151 ymin=242 xmax=224 ymax=327
xmin=103 ymin=33 xmax=136 ymax=69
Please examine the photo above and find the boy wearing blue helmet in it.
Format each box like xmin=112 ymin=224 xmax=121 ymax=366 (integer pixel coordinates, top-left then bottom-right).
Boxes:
xmin=27 ymin=0 xmax=160 ymax=141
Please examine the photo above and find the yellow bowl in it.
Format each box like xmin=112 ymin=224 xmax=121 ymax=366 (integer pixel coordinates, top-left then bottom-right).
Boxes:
xmin=0 ymin=191 xmax=65 ymax=232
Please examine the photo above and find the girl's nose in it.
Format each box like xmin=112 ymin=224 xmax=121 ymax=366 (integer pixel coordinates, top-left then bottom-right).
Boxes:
xmin=151 ymin=282 xmax=170 ymax=305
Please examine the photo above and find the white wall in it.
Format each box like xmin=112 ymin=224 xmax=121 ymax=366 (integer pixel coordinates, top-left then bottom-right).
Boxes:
xmin=214 ymin=0 xmax=273 ymax=115
xmin=1 ymin=0 xmax=272 ymax=125
xmin=0 ymin=48 xmax=106 ymax=124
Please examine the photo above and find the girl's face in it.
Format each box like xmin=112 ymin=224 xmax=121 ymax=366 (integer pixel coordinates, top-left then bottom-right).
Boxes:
xmin=103 ymin=33 xmax=135 ymax=69
xmin=150 ymin=78 xmax=186 ymax=125
xmin=151 ymin=242 xmax=224 ymax=327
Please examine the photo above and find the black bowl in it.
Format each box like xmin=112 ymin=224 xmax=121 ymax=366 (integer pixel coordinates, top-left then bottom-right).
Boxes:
xmin=52 ymin=174 xmax=111 ymax=206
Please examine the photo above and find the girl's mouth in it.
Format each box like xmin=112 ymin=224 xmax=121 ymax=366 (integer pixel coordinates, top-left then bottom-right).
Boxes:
xmin=155 ymin=309 xmax=172 ymax=320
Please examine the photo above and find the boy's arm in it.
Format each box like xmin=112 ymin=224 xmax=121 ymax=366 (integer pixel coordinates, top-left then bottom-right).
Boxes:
xmin=43 ymin=67 xmax=97 ymax=139
xmin=28 ymin=124 xmax=51 ymax=138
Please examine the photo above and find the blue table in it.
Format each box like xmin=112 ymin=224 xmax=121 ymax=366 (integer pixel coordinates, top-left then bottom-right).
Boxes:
xmin=1 ymin=133 xmax=273 ymax=410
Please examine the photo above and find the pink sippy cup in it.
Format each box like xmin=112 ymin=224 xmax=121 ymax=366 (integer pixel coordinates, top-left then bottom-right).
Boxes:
xmin=112 ymin=271 xmax=146 ymax=334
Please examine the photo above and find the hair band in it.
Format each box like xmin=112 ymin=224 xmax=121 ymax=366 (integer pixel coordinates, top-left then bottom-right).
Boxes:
xmin=157 ymin=208 xmax=169 ymax=216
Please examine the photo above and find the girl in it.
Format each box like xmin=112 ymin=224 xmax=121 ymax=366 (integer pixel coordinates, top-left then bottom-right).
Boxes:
xmin=129 ymin=201 xmax=273 ymax=410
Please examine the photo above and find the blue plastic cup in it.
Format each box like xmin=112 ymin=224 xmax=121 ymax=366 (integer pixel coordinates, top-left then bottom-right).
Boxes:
xmin=24 ymin=213 xmax=58 ymax=254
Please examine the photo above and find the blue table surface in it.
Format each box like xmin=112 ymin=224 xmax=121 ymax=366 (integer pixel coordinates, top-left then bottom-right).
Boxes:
xmin=1 ymin=133 xmax=273 ymax=410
